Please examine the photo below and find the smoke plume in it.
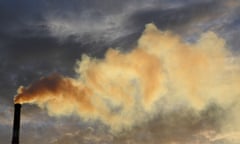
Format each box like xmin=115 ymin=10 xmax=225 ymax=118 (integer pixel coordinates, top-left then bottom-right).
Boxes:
xmin=14 ymin=24 xmax=240 ymax=136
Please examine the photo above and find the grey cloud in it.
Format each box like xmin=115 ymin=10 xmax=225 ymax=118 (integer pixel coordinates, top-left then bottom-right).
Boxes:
xmin=45 ymin=1 xmax=216 ymax=42
xmin=0 ymin=0 xmax=45 ymax=36
xmin=0 ymin=0 xmax=227 ymax=46
xmin=216 ymin=8 xmax=240 ymax=52
xmin=43 ymin=104 xmax=226 ymax=144
xmin=113 ymin=104 xmax=225 ymax=144
xmin=128 ymin=1 xmax=221 ymax=33
xmin=51 ymin=127 xmax=113 ymax=144
xmin=19 ymin=115 xmax=111 ymax=144
xmin=0 ymin=125 xmax=11 ymax=144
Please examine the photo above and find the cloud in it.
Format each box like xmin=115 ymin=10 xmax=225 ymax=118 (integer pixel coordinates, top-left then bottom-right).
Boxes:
xmin=128 ymin=1 xmax=220 ymax=30
xmin=1 ymin=1 xmax=240 ymax=144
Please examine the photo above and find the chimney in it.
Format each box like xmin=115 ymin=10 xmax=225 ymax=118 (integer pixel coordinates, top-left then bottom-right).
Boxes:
xmin=12 ymin=104 xmax=22 ymax=144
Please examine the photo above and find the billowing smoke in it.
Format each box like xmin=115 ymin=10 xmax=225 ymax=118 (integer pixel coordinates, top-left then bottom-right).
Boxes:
xmin=14 ymin=24 xmax=240 ymax=137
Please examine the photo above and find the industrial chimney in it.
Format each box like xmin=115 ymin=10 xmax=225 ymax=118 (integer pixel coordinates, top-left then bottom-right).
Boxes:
xmin=12 ymin=104 xmax=21 ymax=144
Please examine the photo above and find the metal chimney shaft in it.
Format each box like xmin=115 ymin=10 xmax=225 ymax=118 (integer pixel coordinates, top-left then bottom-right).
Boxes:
xmin=12 ymin=104 xmax=21 ymax=144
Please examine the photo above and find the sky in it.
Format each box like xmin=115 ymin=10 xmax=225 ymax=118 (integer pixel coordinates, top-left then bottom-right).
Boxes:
xmin=1 ymin=0 xmax=240 ymax=144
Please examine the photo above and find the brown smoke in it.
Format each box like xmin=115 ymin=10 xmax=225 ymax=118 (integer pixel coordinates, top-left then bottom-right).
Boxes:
xmin=14 ymin=24 xmax=240 ymax=135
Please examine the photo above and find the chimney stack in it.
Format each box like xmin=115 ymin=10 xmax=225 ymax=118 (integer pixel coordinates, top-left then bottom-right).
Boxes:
xmin=12 ymin=104 xmax=21 ymax=144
